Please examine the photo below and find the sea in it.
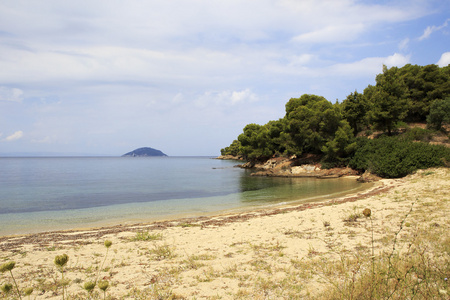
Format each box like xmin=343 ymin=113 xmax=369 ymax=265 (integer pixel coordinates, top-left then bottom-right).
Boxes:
xmin=0 ymin=156 xmax=368 ymax=236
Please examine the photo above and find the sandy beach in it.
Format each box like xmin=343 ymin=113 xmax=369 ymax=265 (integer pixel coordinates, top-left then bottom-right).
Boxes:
xmin=0 ymin=168 xmax=448 ymax=299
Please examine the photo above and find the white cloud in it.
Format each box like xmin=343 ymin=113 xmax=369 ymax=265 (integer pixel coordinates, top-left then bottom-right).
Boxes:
xmin=329 ymin=53 xmax=410 ymax=77
xmin=0 ymin=86 xmax=24 ymax=102
xmin=437 ymin=52 xmax=450 ymax=67
xmin=4 ymin=131 xmax=24 ymax=141
xmin=195 ymin=89 xmax=258 ymax=108
xmin=418 ymin=18 xmax=449 ymax=40
xmin=384 ymin=53 xmax=410 ymax=67
xmin=292 ymin=24 xmax=365 ymax=44
xmin=230 ymin=89 xmax=258 ymax=105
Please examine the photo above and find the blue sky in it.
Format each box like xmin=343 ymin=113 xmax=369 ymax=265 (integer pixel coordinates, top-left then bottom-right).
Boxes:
xmin=0 ymin=0 xmax=449 ymax=156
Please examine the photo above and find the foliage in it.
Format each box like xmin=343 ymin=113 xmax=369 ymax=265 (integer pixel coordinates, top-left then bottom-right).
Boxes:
xmin=321 ymin=120 xmax=357 ymax=166
xmin=400 ymin=64 xmax=450 ymax=122
xmin=427 ymin=97 xmax=450 ymax=130
xmin=285 ymin=94 xmax=341 ymax=155
xmin=369 ymin=65 xmax=409 ymax=135
xmin=342 ymin=90 xmax=370 ymax=135
xmin=221 ymin=64 xmax=450 ymax=174
xmin=349 ymin=136 xmax=450 ymax=178
xmin=238 ymin=123 xmax=273 ymax=160
xmin=220 ymin=139 xmax=241 ymax=156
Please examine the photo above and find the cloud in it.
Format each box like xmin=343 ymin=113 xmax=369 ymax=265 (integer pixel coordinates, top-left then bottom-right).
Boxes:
xmin=230 ymin=89 xmax=258 ymax=105
xmin=292 ymin=24 xmax=365 ymax=44
xmin=0 ymin=86 xmax=24 ymax=102
xmin=0 ymin=1 xmax=444 ymax=155
xmin=384 ymin=53 xmax=410 ymax=67
xmin=329 ymin=53 xmax=410 ymax=77
xmin=418 ymin=18 xmax=449 ymax=40
xmin=194 ymin=89 xmax=258 ymax=108
xmin=4 ymin=131 xmax=24 ymax=142
xmin=437 ymin=52 xmax=450 ymax=67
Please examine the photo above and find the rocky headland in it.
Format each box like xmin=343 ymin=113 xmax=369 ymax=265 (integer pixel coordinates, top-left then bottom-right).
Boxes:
xmin=218 ymin=155 xmax=381 ymax=182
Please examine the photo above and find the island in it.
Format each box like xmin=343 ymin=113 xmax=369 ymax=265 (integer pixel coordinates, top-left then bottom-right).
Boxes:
xmin=122 ymin=147 xmax=167 ymax=157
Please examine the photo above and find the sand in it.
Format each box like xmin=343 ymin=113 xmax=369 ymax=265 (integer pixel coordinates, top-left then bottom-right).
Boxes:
xmin=0 ymin=168 xmax=448 ymax=299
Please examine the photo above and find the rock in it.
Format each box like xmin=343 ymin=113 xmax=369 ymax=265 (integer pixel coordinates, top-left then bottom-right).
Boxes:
xmin=216 ymin=155 xmax=244 ymax=160
xmin=357 ymin=170 xmax=382 ymax=182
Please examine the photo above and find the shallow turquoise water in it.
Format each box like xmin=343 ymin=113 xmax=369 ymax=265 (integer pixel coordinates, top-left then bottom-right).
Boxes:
xmin=0 ymin=157 xmax=366 ymax=235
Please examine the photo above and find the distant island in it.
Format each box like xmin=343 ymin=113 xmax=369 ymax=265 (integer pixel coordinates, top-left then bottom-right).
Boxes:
xmin=122 ymin=147 xmax=168 ymax=157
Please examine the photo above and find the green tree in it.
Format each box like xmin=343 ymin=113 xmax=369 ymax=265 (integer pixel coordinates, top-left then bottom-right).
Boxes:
xmin=220 ymin=139 xmax=241 ymax=156
xmin=265 ymin=119 xmax=290 ymax=155
xmin=238 ymin=123 xmax=272 ymax=161
xmin=285 ymin=94 xmax=341 ymax=155
xmin=321 ymin=120 xmax=357 ymax=165
xmin=342 ymin=90 xmax=369 ymax=135
xmin=370 ymin=65 xmax=409 ymax=135
xmin=427 ymin=97 xmax=450 ymax=130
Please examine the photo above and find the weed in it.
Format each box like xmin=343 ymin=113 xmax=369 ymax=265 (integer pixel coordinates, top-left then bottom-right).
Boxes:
xmin=54 ymin=253 xmax=69 ymax=300
xmin=0 ymin=261 xmax=22 ymax=299
xmin=95 ymin=240 xmax=112 ymax=284
xmin=343 ymin=212 xmax=361 ymax=223
xmin=83 ymin=281 xmax=96 ymax=299
xmin=131 ymin=231 xmax=163 ymax=241
xmin=149 ymin=244 xmax=176 ymax=260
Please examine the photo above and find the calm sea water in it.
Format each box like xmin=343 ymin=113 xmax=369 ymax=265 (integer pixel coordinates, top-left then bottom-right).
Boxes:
xmin=0 ymin=157 xmax=367 ymax=235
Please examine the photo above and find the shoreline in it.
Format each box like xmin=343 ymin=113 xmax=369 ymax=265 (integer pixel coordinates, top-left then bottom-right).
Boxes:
xmin=0 ymin=168 xmax=447 ymax=299
xmin=0 ymin=177 xmax=384 ymax=250
xmin=0 ymin=175 xmax=370 ymax=238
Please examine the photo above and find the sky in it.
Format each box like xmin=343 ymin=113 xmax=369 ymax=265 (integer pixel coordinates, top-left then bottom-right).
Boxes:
xmin=0 ymin=0 xmax=449 ymax=156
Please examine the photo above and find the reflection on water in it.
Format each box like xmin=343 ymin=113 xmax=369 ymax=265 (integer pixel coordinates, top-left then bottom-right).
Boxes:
xmin=238 ymin=173 xmax=366 ymax=205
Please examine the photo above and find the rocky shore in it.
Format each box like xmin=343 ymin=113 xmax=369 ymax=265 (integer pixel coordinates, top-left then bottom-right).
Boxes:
xmin=217 ymin=155 xmax=381 ymax=182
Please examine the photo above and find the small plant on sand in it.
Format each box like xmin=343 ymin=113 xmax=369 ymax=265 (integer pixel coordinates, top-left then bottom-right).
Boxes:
xmin=83 ymin=281 xmax=96 ymax=299
xmin=96 ymin=240 xmax=112 ymax=284
xmin=54 ymin=254 xmax=69 ymax=300
xmin=98 ymin=280 xmax=109 ymax=300
xmin=131 ymin=231 xmax=163 ymax=241
xmin=1 ymin=283 xmax=13 ymax=297
xmin=150 ymin=244 xmax=176 ymax=260
xmin=0 ymin=261 xmax=22 ymax=299
xmin=343 ymin=212 xmax=361 ymax=223
xmin=363 ymin=207 xmax=375 ymax=295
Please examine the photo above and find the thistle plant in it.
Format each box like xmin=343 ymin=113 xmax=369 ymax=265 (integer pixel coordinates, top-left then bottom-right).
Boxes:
xmin=83 ymin=281 xmax=96 ymax=299
xmin=0 ymin=261 xmax=22 ymax=300
xmin=96 ymin=240 xmax=113 ymax=284
xmin=363 ymin=207 xmax=375 ymax=297
xmin=98 ymin=280 xmax=109 ymax=300
xmin=54 ymin=254 xmax=69 ymax=300
xmin=1 ymin=283 xmax=13 ymax=296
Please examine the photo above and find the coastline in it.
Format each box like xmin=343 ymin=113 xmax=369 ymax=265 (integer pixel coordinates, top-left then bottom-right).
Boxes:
xmin=0 ymin=177 xmax=379 ymax=244
xmin=0 ymin=168 xmax=448 ymax=299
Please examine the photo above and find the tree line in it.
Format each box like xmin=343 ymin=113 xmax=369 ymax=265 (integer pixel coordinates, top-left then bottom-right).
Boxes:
xmin=221 ymin=64 xmax=450 ymax=178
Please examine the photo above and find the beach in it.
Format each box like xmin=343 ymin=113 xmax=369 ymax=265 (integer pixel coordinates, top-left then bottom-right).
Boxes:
xmin=0 ymin=168 xmax=448 ymax=299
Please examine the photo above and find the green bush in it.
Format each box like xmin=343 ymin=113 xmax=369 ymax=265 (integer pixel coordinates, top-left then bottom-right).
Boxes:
xmin=427 ymin=97 xmax=450 ymax=130
xmin=401 ymin=127 xmax=435 ymax=142
xmin=349 ymin=137 xmax=450 ymax=178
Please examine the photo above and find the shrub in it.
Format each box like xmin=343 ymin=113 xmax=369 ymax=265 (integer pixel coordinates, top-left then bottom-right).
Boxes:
xmin=350 ymin=136 xmax=450 ymax=178
xmin=427 ymin=97 xmax=450 ymax=130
